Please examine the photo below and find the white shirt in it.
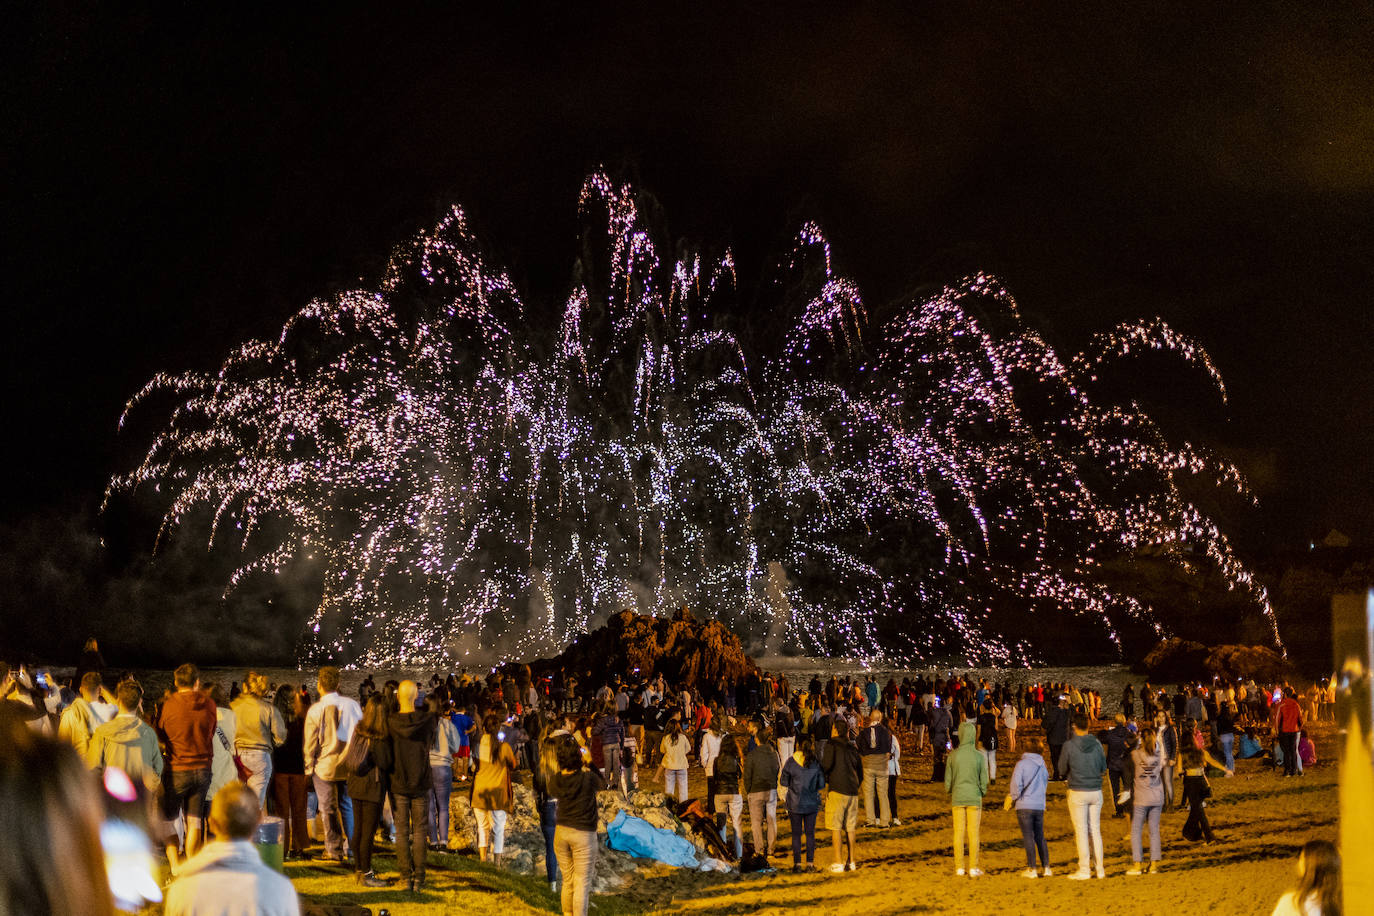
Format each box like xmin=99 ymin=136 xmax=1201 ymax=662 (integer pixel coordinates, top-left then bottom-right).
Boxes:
xmin=700 ymin=730 xmax=722 ymax=776
xmin=888 ymin=734 xmax=902 ymax=776
xmin=660 ymin=734 xmax=691 ymax=770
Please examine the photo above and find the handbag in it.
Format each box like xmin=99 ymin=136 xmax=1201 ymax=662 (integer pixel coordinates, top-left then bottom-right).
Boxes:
xmin=216 ymin=726 xmax=253 ymax=782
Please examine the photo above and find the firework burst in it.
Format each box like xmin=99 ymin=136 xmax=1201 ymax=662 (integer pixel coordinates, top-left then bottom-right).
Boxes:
xmin=107 ymin=173 xmax=1280 ymax=666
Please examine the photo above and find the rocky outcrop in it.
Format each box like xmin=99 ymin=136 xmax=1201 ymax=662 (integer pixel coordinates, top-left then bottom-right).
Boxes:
xmin=519 ymin=607 xmax=757 ymax=687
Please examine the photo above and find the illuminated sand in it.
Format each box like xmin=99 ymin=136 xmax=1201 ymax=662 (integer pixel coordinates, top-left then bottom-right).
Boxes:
xmin=276 ymin=716 xmax=1336 ymax=916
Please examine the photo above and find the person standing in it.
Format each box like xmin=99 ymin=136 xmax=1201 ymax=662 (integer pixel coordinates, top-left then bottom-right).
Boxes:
xmin=944 ymin=720 xmax=989 ymax=876
xmin=977 ymin=698 xmax=1000 ymax=782
xmin=1006 ymin=736 xmax=1051 ymax=878
xmin=659 ymin=718 xmax=692 ymax=803
xmin=1099 ymin=714 xmax=1135 ymax=818
xmin=773 ymin=698 xmax=797 ymax=807
xmin=886 ymin=730 xmax=902 ymax=827
xmin=271 ymin=691 xmax=311 ymax=861
xmin=1125 ymin=727 xmax=1166 ymax=875
xmin=87 ymin=680 xmax=163 ymax=794
xmin=304 ymin=666 xmax=363 ymax=865
xmin=780 ymin=737 xmax=825 ymax=873
xmin=856 ymin=710 xmax=893 ymax=827
xmin=1001 ymin=699 xmax=1018 ymax=754
xmin=710 ymin=735 xmax=746 ymax=859
xmin=473 ymin=713 xmax=518 ymax=867
xmin=389 ymin=681 xmax=435 ymax=890
xmin=426 ymin=693 xmax=459 ymax=851
xmin=927 ymin=700 xmax=952 ymax=782
xmin=592 ymin=704 xmax=626 ymax=793
xmin=1273 ymin=688 xmax=1304 ymax=778
xmin=58 ymin=671 xmax=117 ymax=762
xmin=1057 ymin=713 xmax=1107 ymax=879
xmin=158 ymin=663 xmax=218 ymax=867
xmin=343 ymin=694 xmax=393 ymax=887
xmin=231 ymin=673 xmax=288 ymax=808
xmin=821 ymin=717 xmax=862 ymax=872
xmin=1043 ymin=696 xmax=1071 ymax=781
xmin=550 ymin=734 xmax=604 ymax=916
xmin=743 ymin=726 xmax=781 ymax=857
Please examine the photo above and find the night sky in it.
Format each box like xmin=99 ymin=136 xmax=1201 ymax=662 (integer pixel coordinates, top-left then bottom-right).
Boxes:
xmin=5 ymin=4 xmax=1373 ymax=552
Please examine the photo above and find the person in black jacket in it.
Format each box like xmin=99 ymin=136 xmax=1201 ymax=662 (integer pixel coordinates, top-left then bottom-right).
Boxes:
xmin=344 ymin=694 xmax=393 ymax=887
xmin=388 ymin=681 xmax=435 ymax=891
xmin=1098 ymin=714 xmax=1136 ymax=817
xmin=821 ymin=717 xmax=862 ymax=872
xmin=1043 ymin=697 xmax=1071 ymax=781
xmin=743 ymin=729 xmax=781 ymax=857
xmin=710 ymin=734 xmax=745 ymax=858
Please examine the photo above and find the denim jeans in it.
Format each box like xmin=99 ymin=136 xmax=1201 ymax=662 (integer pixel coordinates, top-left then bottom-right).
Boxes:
xmin=539 ymin=799 xmax=560 ymax=883
xmin=716 ymin=793 xmax=744 ymax=857
xmin=238 ymin=748 xmax=273 ymax=808
xmin=602 ymin=743 xmax=623 ymax=792
xmin=1220 ymin=733 xmax=1235 ymax=772
xmin=394 ymin=793 xmax=429 ymax=881
xmin=428 ymin=764 xmax=453 ymax=845
xmin=1016 ymin=808 xmax=1049 ymax=868
xmin=554 ymin=826 xmax=597 ymax=916
xmin=312 ymin=776 xmax=354 ymax=858
xmin=1066 ymin=789 xmax=1104 ymax=874
xmin=1130 ymin=803 xmax=1162 ymax=863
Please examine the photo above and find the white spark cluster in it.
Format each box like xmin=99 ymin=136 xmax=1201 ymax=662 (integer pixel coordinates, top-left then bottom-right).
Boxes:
xmin=107 ymin=174 xmax=1281 ymax=666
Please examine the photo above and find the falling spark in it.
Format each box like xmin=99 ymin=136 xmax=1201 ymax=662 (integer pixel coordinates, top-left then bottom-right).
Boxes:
xmin=106 ymin=173 xmax=1281 ymax=666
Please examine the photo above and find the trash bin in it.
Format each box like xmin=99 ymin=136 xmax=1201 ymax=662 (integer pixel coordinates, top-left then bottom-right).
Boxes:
xmin=255 ymin=816 xmax=285 ymax=873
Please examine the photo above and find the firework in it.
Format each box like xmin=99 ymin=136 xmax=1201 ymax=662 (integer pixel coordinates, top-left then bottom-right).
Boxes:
xmin=107 ymin=173 xmax=1281 ymax=666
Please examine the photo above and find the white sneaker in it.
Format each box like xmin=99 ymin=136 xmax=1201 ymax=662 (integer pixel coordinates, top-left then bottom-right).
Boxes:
xmin=968 ymin=868 xmax=984 ymax=877
xmin=1096 ymin=868 xmax=1106 ymax=879
xmin=1068 ymin=871 xmax=1092 ymax=880
xmin=1019 ymin=868 xmax=1039 ymax=878
xmin=829 ymin=863 xmax=846 ymax=874
xmin=892 ymin=818 xmax=902 ymax=826
xmin=1126 ymin=865 xmax=1144 ymax=876
xmin=1042 ymin=867 xmax=1053 ymax=877
xmin=956 ymin=867 xmax=966 ymax=876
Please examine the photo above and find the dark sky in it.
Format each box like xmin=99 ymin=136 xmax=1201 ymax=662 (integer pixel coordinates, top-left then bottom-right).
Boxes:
xmin=5 ymin=3 xmax=1373 ymax=547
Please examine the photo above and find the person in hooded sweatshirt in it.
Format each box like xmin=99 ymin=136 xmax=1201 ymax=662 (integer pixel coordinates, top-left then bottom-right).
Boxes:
xmin=1006 ymin=735 xmax=1051 ymax=877
xmin=1057 ymin=712 xmax=1108 ymax=879
xmin=88 ymin=680 xmax=164 ymax=794
xmin=944 ymin=719 xmax=990 ymax=876
xmin=387 ymin=680 xmax=435 ymax=891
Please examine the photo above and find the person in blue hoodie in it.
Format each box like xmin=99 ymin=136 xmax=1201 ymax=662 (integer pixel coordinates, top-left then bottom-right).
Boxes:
xmin=1056 ymin=713 xmax=1107 ymax=879
xmin=1006 ymin=735 xmax=1052 ymax=878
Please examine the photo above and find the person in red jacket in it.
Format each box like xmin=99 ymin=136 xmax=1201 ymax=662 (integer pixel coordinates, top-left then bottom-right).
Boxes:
xmin=1271 ymin=687 xmax=1304 ymax=778
xmin=157 ymin=663 xmax=218 ymax=865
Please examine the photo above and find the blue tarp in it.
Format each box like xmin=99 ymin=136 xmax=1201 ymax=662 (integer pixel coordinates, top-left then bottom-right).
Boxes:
xmin=605 ymin=810 xmax=700 ymax=868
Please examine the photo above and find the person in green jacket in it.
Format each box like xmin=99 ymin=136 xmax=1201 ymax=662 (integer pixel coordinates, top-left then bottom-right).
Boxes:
xmin=944 ymin=719 xmax=989 ymax=875
xmin=88 ymin=681 xmax=164 ymax=794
